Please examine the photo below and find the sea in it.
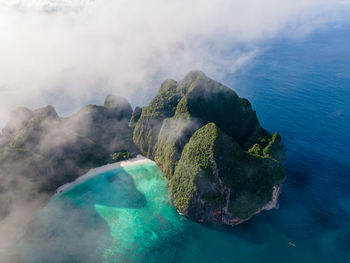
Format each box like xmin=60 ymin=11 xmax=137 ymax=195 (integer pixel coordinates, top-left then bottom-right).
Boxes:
xmin=19 ymin=6 xmax=350 ymax=263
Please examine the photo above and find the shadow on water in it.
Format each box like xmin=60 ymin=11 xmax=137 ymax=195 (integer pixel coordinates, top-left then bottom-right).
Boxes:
xmin=19 ymin=167 xmax=147 ymax=263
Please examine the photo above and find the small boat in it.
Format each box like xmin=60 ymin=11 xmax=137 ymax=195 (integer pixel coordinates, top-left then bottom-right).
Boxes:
xmin=288 ymin=242 xmax=296 ymax=247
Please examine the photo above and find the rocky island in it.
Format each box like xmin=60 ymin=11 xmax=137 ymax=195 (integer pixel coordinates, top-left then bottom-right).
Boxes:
xmin=133 ymin=71 xmax=286 ymax=225
xmin=0 ymin=71 xmax=285 ymax=226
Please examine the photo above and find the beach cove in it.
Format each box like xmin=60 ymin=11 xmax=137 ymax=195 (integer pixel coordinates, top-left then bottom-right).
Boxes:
xmin=20 ymin=158 xmax=187 ymax=262
xmin=55 ymin=155 xmax=153 ymax=194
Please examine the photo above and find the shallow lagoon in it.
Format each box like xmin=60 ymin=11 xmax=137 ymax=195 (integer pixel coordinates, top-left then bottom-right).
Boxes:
xmin=20 ymin=162 xmax=187 ymax=263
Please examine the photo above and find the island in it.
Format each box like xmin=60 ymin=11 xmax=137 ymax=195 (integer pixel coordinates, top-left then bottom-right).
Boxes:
xmin=0 ymin=71 xmax=285 ymax=226
xmin=133 ymin=71 xmax=286 ymax=225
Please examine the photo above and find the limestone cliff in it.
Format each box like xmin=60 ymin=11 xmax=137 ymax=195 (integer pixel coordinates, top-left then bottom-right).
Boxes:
xmin=133 ymin=71 xmax=286 ymax=225
xmin=0 ymin=95 xmax=138 ymax=219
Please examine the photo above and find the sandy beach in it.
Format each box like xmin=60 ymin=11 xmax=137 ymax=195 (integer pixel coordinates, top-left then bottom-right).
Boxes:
xmin=55 ymin=155 xmax=153 ymax=194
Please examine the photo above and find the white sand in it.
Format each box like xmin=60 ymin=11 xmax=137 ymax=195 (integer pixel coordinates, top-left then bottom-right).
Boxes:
xmin=55 ymin=155 xmax=153 ymax=195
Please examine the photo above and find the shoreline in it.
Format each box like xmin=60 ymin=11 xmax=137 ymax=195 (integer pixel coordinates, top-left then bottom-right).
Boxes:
xmin=55 ymin=155 xmax=153 ymax=195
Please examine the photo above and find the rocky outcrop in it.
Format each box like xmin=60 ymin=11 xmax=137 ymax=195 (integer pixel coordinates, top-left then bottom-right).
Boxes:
xmin=133 ymin=71 xmax=286 ymax=225
xmin=0 ymin=95 xmax=138 ymax=200
xmin=129 ymin=106 xmax=142 ymax=128
xmin=0 ymin=71 xmax=286 ymax=227
xmin=104 ymin=94 xmax=133 ymax=120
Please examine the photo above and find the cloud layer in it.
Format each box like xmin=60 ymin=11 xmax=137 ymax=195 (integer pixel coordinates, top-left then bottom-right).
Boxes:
xmin=0 ymin=0 xmax=334 ymax=127
xmin=0 ymin=1 xmax=344 ymax=261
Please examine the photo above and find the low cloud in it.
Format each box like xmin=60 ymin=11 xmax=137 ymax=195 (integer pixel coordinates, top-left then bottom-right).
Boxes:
xmin=0 ymin=0 xmax=338 ymax=128
xmin=0 ymin=1 xmax=344 ymax=261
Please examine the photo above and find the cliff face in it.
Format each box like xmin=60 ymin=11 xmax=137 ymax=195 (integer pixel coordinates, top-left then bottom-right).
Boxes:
xmin=133 ymin=71 xmax=286 ymax=225
xmin=0 ymin=72 xmax=285 ymax=227
xmin=0 ymin=95 xmax=138 ymax=219
xmin=133 ymin=79 xmax=181 ymax=157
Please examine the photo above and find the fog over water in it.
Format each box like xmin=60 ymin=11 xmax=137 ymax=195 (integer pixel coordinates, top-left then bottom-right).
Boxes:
xmin=0 ymin=1 xmax=349 ymax=262
xmin=0 ymin=0 xmax=338 ymax=127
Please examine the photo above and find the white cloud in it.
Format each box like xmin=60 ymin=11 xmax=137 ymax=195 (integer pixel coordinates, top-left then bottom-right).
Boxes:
xmin=0 ymin=0 xmax=337 ymax=128
xmin=0 ymin=0 xmax=92 ymax=12
xmin=0 ymin=1 xmax=345 ymax=258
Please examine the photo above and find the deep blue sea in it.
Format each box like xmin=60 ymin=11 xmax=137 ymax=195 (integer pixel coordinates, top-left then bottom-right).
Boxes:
xmin=20 ymin=8 xmax=350 ymax=263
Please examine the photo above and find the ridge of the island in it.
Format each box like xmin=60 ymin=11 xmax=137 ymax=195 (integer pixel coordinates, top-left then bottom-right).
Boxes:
xmin=0 ymin=70 xmax=286 ymax=226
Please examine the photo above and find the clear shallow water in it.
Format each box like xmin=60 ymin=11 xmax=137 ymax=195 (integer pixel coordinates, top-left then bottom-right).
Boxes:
xmin=20 ymin=163 xmax=188 ymax=263
xmin=20 ymin=11 xmax=350 ymax=263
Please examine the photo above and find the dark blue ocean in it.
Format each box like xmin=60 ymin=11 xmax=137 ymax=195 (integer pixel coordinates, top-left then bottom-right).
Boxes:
xmin=227 ymin=11 xmax=350 ymax=262
xmin=20 ymin=7 xmax=350 ymax=263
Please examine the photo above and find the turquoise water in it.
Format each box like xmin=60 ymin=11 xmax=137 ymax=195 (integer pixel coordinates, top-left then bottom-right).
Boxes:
xmin=20 ymin=162 xmax=188 ymax=263
xmin=21 ymin=7 xmax=350 ymax=263
xmin=20 ymin=160 xmax=348 ymax=263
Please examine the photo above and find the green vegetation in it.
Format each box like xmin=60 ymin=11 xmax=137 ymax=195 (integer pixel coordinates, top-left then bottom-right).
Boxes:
xmin=133 ymin=79 xmax=181 ymax=158
xmin=129 ymin=106 xmax=142 ymax=128
xmin=170 ymin=123 xmax=219 ymax=212
xmin=0 ymin=95 xmax=138 ymax=198
xmin=174 ymin=73 xmax=259 ymax=146
xmin=169 ymin=122 xmax=285 ymax=219
xmin=133 ymin=71 xmax=286 ymax=224
xmin=110 ymin=150 xmax=132 ymax=162
xmin=0 ymin=71 xmax=286 ymax=227
xmin=262 ymin=132 xmax=286 ymax=163
xmin=228 ymin=191 xmax=261 ymax=220
xmin=154 ymin=117 xmax=197 ymax=179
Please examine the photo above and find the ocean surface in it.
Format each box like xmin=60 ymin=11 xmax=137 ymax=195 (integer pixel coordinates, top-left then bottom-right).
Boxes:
xmin=20 ymin=8 xmax=350 ymax=263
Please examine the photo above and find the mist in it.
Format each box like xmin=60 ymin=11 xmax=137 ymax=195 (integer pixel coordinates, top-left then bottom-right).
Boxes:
xmin=0 ymin=0 xmax=337 ymax=128
xmin=0 ymin=0 xmax=342 ymax=262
